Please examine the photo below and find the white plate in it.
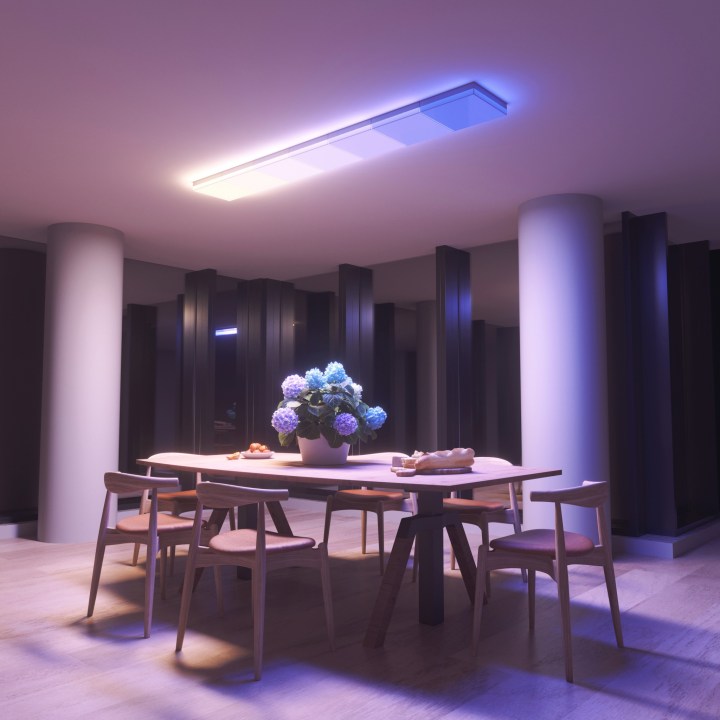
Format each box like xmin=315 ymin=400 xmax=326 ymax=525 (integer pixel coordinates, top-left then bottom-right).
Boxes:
xmin=241 ymin=451 xmax=274 ymax=459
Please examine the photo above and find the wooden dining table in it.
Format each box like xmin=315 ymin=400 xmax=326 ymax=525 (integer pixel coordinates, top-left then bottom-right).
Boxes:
xmin=137 ymin=451 xmax=561 ymax=648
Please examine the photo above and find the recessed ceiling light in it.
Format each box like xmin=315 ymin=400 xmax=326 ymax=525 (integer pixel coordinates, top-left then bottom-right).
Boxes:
xmin=192 ymin=81 xmax=507 ymax=201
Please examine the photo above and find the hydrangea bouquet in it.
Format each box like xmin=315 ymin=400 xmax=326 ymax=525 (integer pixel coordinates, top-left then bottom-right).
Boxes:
xmin=271 ymin=361 xmax=387 ymax=448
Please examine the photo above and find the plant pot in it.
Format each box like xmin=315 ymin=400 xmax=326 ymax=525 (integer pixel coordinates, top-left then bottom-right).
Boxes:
xmin=297 ymin=436 xmax=350 ymax=465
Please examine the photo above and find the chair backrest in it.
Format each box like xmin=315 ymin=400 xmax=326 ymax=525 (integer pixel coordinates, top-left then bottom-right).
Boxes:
xmin=529 ymin=480 xmax=607 ymax=508
xmin=475 ymin=457 xmax=512 ymax=466
xmin=529 ymin=481 xmax=610 ymax=551
xmin=104 ymin=471 xmax=180 ymax=494
xmin=196 ymin=481 xmax=289 ymax=510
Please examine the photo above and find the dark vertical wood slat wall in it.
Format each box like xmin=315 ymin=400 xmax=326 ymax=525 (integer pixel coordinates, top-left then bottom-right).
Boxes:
xmin=0 ymin=249 xmax=45 ymax=521
xmin=236 ymin=279 xmax=295 ymax=450
xmin=294 ymin=290 xmax=336 ymax=371
xmin=119 ymin=304 xmax=156 ymax=472
xmin=667 ymin=241 xmax=719 ymax=529
xmin=373 ymin=303 xmax=396 ymax=451
xmin=436 ymin=245 xmax=473 ymax=449
xmin=710 ymin=250 xmax=720 ymax=503
xmin=180 ymin=269 xmax=216 ymax=454
xmin=497 ymin=326 xmax=522 ymax=465
xmin=338 ymin=264 xmax=374 ymax=399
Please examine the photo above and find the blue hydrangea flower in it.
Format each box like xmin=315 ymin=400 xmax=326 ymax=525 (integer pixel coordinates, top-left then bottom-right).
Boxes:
xmin=281 ymin=374 xmax=308 ymax=399
xmin=271 ymin=407 xmax=299 ymax=434
xmin=333 ymin=412 xmax=358 ymax=436
xmin=324 ymin=361 xmax=347 ymax=384
xmin=305 ymin=367 xmax=325 ymax=390
xmin=365 ymin=406 xmax=387 ymax=430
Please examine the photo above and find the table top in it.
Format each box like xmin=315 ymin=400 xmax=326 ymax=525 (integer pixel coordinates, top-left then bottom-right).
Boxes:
xmin=137 ymin=451 xmax=561 ymax=493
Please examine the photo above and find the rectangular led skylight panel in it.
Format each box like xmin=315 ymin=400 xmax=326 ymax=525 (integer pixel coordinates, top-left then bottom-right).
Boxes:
xmin=191 ymin=81 xmax=507 ymax=200
xmin=296 ymin=143 xmax=361 ymax=171
xmin=421 ymin=90 xmax=507 ymax=131
xmin=331 ymin=128 xmax=406 ymax=159
xmin=193 ymin=169 xmax=287 ymax=200
xmin=373 ymin=112 xmax=453 ymax=146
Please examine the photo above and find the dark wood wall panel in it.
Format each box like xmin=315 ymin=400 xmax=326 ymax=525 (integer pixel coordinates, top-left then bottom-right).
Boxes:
xmin=237 ymin=279 xmax=295 ymax=450
xmin=339 ymin=264 xmax=374 ymax=398
xmin=497 ymin=326 xmax=522 ymax=465
xmin=0 ymin=249 xmax=45 ymax=520
xmin=667 ymin=241 xmax=719 ymax=529
xmin=711 ymin=250 xmax=720 ymax=502
xmin=119 ymin=304 xmax=157 ymax=472
xmin=436 ymin=245 xmax=473 ymax=449
xmin=606 ymin=213 xmax=676 ymax=535
xmin=294 ymin=290 xmax=336 ymax=371
xmin=373 ymin=303 xmax=396 ymax=451
xmin=180 ymin=269 xmax=216 ymax=454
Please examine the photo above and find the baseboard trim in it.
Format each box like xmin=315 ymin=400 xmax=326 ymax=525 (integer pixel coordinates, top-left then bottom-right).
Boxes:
xmin=613 ymin=518 xmax=720 ymax=558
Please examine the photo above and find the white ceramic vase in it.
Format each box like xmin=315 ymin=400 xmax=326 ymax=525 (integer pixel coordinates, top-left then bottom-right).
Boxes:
xmin=297 ymin=436 xmax=350 ymax=465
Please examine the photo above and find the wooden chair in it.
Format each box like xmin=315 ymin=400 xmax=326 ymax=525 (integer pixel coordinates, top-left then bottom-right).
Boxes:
xmin=445 ymin=457 xmax=525 ymax=580
xmin=323 ymin=487 xmax=416 ymax=574
xmin=132 ymin=452 xmax=237 ymax=570
xmin=87 ymin=471 xmax=196 ymax=638
xmin=471 ymin=480 xmax=623 ymax=683
xmin=176 ymin=481 xmax=335 ymax=681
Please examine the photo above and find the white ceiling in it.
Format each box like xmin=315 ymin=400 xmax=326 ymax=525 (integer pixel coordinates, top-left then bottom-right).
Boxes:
xmin=1 ymin=0 xmax=719 ymax=290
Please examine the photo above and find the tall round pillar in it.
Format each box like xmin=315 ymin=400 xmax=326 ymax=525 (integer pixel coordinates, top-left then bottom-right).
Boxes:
xmin=38 ymin=223 xmax=124 ymax=542
xmin=518 ymin=194 xmax=609 ymax=536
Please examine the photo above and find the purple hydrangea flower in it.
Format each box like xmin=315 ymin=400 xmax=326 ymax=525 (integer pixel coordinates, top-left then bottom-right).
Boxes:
xmin=305 ymin=367 xmax=325 ymax=390
xmin=333 ymin=412 xmax=358 ymax=436
xmin=365 ymin=406 xmax=387 ymax=431
xmin=324 ymin=361 xmax=347 ymax=384
xmin=281 ymin=374 xmax=308 ymax=399
xmin=271 ymin=407 xmax=299 ymax=434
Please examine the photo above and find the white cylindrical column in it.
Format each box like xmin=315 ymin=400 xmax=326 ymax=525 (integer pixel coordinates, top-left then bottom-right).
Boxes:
xmin=38 ymin=223 xmax=124 ymax=543
xmin=518 ymin=194 xmax=609 ymax=537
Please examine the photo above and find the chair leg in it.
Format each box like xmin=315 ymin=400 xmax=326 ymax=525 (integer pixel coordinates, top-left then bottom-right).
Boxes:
xmin=176 ymin=550 xmax=196 ymax=652
xmin=377 ymin=508 xmax=385 ymax=574
xmin=213 ymin=566 xmax=224 ymax=616
xmin=168 ymin=546 xmax=176 ymax=576
xmin=361 ymin=510 xmax=368 ymax=555
xmin=528 ymin=569 xmax=536 ymax=630
xmin=480 ymin=520 xmax=492 ymax=598
xmin=144 ymin=537 xmax=159 ymax=638
xmin=450 ymin=544 xmax=457 ymax=570
xmin=604 ymin=561 xmax=624 ymax=648
xmin=87 ymin=540 xmax=107 ymax=617
xmin=252 ymin=562 xmax=267 ymax=681
xmin=228 ymin=506 xmax=236 ymax=530
xmin=318 ymin=543 xmax=335 ymax=651
xmin=160 ymin=547 xmax=168 ymax=601
xmin=472 ymin=545 xmax=488 ymax=655
xmin=131 ymin=543 xmax=141 ymax=567
xmin=323 ymin=496 xmax=334 ymax=545
xmin=556 ymin=562 xmax=574 ymax=683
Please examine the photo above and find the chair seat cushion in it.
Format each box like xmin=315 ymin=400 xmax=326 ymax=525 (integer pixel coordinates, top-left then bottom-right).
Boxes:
xmin=117 ymin=512 xmax=195 ymax=534
xmin=490 ymin=529 xmax=595 ymax=557
xmin=335 ymin=489 xmax=406 ymax=502
xmin=443 ymin=497 xmax=507 ymax=513
xmin=209 ymin=529 xmax=316 ymax=555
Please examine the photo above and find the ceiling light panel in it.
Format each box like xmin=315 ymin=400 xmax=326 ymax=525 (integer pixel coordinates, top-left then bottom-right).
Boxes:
xmin=192 ymin=81 xmax=507 ymax=201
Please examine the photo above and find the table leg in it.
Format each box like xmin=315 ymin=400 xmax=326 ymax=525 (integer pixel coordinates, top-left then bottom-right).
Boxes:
xmin=363 ymin=515 xmax=416 ymax=648
xmin=415 ymin=491 xmax=445 ymax=625
xmin=267 ymin=500 xmax=293 ymax=535
xmin=445 ymin=517 xmax=475 ymax=603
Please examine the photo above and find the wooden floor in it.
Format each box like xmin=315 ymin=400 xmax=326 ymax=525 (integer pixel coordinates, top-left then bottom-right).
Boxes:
xmin=2 ymin=498 xmax=719 ymax=720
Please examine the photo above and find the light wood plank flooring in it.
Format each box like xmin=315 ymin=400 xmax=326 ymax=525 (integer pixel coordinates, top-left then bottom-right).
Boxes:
xmin=1 ymin=498 xmax=719 ymax=719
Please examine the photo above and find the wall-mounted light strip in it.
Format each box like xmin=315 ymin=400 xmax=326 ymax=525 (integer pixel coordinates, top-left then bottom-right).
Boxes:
xmin=192 ymin=81 xmax=507 ymax=201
